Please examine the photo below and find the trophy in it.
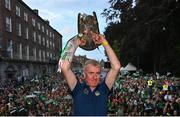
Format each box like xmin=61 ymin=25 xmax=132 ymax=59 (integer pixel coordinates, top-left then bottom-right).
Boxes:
xmin=78 ymin=12 xmax=100 ymax=51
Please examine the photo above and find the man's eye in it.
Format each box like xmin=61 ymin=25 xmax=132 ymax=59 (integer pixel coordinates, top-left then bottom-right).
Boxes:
xmin=97 ymin=73 xmax=100 ymax=75
xmin=88 ymin=72 xmax=93 ymax=75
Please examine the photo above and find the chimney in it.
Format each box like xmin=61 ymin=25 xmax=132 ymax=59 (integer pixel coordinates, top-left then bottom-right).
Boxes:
xmin=33 ymin=9 xmax=39 ymax=15
xmin=45 ymin=20 xmax=49 ymax=24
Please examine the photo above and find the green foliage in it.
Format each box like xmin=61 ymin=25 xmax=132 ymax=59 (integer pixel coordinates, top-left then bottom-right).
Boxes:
xmin=102 ymin=0 xmax=180 ymax=75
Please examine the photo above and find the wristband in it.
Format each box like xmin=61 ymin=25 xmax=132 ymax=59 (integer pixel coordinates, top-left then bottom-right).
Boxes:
xmin=102 ymin=40 xmax=109 ymax=46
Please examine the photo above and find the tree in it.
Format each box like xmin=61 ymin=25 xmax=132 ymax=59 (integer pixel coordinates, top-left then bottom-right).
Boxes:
xmin=102 ymin=0 xmax=180 ymax=75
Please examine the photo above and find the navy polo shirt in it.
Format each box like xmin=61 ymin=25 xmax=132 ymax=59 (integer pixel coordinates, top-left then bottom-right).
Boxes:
xmin=71 ymin=80 xmax=111 ymax=116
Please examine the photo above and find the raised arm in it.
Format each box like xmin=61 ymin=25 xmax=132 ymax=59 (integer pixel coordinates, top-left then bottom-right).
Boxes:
xmin=93 ymin=34 xmax=121 ymax=90
xmin=58 ymin=35 xmax=85 ymax=91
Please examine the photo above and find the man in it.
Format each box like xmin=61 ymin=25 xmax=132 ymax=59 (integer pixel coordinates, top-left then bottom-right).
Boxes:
xmin=58 ymin=32 xmax=121 ymax=115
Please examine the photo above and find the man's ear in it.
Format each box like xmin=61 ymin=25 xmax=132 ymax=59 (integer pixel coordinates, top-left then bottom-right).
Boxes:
xmin=83 ymin=67 xmax=87 ymax=77
xmin=83 ymin=72 xmax=85 ymax=77
xmin=83 ymin=69 xmax=87 ymax=77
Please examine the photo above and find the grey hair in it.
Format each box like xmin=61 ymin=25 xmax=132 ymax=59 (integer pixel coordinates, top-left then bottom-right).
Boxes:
xmin=84 ymin=59 xmax=101 ymax=70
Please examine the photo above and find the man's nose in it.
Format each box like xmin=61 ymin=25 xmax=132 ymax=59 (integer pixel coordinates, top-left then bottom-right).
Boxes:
xmin=93 ymin=74 xmax=99 ymax=79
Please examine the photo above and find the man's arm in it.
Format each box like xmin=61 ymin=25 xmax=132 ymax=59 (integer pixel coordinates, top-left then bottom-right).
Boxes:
xmin=103 ymin=39 xmax=121 ymax=90
xmin=58 ymin=35 xmax=82 ymax=91
xmin=93 ymin=34 xmax=121 ymax=90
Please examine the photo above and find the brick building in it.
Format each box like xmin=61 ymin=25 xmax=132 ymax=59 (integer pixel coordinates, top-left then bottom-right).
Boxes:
xmin=0 ymin=0 xmax=62 ymax=82
xmin=72 ymin=55 xmax=90 ymax=69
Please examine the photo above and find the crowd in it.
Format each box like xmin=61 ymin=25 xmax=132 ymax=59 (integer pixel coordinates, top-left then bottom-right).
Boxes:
xmin=0 ymin=74 xmax=73 ymax=116
xmin=0 ymin=71 xmax=179 ymax=116
xmin=108 ymin=72 xmax=180 ymax=116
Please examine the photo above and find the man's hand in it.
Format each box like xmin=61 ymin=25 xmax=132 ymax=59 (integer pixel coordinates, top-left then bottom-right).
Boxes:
xmin=77 ymin=37 xmax=87 ymax=46
xmin=91 ymin=32 xmax=106 ymax=45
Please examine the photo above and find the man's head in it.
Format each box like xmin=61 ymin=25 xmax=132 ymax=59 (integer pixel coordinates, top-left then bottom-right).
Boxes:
xmin=83 ymin=59 xmax=101 ymax=88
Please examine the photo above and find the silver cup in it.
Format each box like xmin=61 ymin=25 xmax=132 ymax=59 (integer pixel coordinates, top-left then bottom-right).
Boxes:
xmin=78 ymin=12 xmax=100 ymax=51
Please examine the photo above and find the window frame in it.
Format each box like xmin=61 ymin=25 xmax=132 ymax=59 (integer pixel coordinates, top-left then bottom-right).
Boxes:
xmin=16 ymin=5 xmax=21 ymax=17
xmin=16 ymin=22 xmax=21 ymax=36
xmin=5 ymin=0 xmax=11 ymax=10
xmin=6 ymin=16 xmax=12 ymax=32
xmin=24 ymin=12 xmax=28 ymax=22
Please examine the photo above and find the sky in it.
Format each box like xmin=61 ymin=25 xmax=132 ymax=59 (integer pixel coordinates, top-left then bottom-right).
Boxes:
xmin=23 ymin=0 xmax=110 ymax=61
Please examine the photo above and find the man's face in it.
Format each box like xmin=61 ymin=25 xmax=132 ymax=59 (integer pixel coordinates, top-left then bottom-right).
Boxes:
xmin=84 ymin=64 xmax=101 ymax=88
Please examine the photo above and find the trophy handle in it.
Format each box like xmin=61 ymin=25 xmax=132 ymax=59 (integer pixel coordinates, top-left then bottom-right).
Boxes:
xmin=78 ymin=13 xmax=81 ymax=34
xmin=93 ymin=11 xmax=100 ymax=34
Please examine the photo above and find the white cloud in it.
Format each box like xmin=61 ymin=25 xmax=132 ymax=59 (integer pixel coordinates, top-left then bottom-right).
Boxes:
xmin=61 ymin=26 xmax=74 ymax=35
xmin=39 ymin=10 xmax=64 ymax=21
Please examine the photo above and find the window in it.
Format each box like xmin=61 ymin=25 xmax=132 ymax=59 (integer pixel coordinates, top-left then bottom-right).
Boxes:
xmin=50 ymin=53 xmax=52 ymax=59
xmin=6 ymin=16 xmax=12 ymax=32
xmin=38 ymin=22 xmax=40 ymax=30
xmin=42 ymin=37 xmax=45 ymax=46
xmin=5 ymin=0 xmax=11 ymax=10
xmin=16 ymin=22 xmax=21 ymax=36
xmin=7 ymin=39 xmax=12 ymax=51
xmin=24 ymin=12 xmax=28 ymax=21
xmin=46 ymin=29 xmax=49 ymax=35
xmin=39 ymin=50 xmax=41 ymax=61
xmin=46 ymin=51 xmax=49 ymax=58
xmin=38 ymin=34 xmax=41 ymax=44
xmin=43 ymin=51 xmax=45 ymax=62
xmin=25 ymin=27 xmax=29 ymax=39
xmin=49 ymin=41 xmax=52 ymax=49
xmin=46 ymin=39 xmax=49 ymax=48
xmin=26 ymin=45 xmax=29 ymax=60
xmin=52 ymin=34 xmax=55 ymax=39
xmin=50 ymin=32 xmax=52 ymax=38
xmin=33 ymin=32 xmax=36 ymax=42
xmin=32 ymin=18 xmax=35 ymax=27
xmin=16 ymin=6 xmax=21 ymax=17
xmin=7 ymin=40 xmax=13 ymax=58
xmin=42 ymin=26 xmax=44 ymax=33
xmin=53 ymin=43 xmax=55 ymax=49
xmin=33 ymin=48 xmax=36 ymax=61
xmin=19 ymin=43 xmax=22 ymax=59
